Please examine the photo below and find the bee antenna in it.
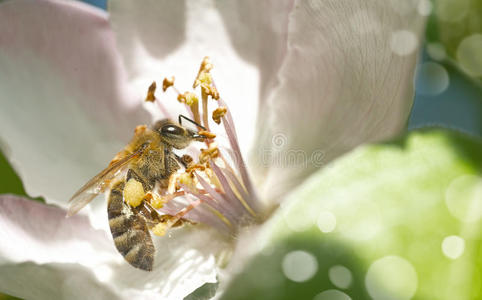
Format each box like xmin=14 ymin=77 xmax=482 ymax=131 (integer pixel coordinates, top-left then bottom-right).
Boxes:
xmin=178 ymin=114 xmax=206 ymax=130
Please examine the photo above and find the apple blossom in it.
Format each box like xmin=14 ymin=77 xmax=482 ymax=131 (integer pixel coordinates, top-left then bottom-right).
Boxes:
xmin=0 ymin=0 xmax=425 ymax=299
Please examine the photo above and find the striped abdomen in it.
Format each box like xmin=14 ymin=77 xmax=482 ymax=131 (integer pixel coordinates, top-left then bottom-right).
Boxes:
xmin=108 ymin=181 xmax=155 ymax=271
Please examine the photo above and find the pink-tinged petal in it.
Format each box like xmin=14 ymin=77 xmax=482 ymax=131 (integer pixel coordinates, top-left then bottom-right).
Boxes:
xmin=0 ymin=0 xmax=149 ymax=208
xmin=0 ymin=194 xmax=121 ymax=299
xmin=108 ymin=0 xmax=275 ymax=157
xmin=0 ymin=195 xmax=225 ymax=299
xmin=252 ymin=0 xmax=426 ymax=201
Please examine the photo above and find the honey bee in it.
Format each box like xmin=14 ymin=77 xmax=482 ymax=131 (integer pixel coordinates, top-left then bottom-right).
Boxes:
xmin=68 ymin=117 xmax=208 ymax=271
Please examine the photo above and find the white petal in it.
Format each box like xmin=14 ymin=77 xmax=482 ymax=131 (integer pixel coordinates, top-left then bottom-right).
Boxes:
xmin=0 ymin=195 xmax=226 ymax=300
xmin=108 ymin=0 xmax=294 ymax=158
xmin=0 ymin=194 xmax=121 ymax=300
xmin=252 ymin=0 xmax=426 ymax=201
xmin=0 ymin=0 xmax=149 ymax=209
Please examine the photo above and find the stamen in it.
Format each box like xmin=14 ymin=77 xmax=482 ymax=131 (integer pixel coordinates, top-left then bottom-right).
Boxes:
xmin=144 ymin=57 xmax=263 ymax=237
xmin=145 ymin=81 xmax=157 ymax=102
xmin=212 ymin=107 xmax=227 ymax=125
xmin=199 ymin=143 xmax=220 ymax=164
xmin=193 ymin=56 xmax=213 ymax=89
xmin=162 ymin=76 xmax=175 ymax=92
xmin=152 ymin=199 xmax=203 ymax=236
xmin=178 ymin=173 xmax=197 ymax=192
xmin=178 ymin=92 xmax=201 ymax=125
xmin=198 ymin=130 xmax=216 ymax=139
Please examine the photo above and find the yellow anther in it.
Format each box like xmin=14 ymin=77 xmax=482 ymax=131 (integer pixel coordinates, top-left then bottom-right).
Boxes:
xmin=179 ymin=173 xmax=198 ymax=191
xmin=193 ymin=56 xmax=213 ymax=88
xmin=201 ymin=84 xmax=219 ymax=100
xmin=177 ymin=92 xmax=198 ymax=106
xmin=185 ymin=92 xmax=198 ymax=106
xmin=181 ymin=154 xmax=194 ymax=167
xmin=152 ymin=223 xmax=168 ymax=236
xmin=145 ymin=81 xmax=157 ymax=102
xmin=212 ymin=107 xmax=227 ymax=124
xmin=199 ymin=72 xmax=212 ymax=85
xmin=144 ymin=192 xmax=167 ymax=209
xmin=162 ymin=76 xmax=175 ymax=92
xmin=198 ymin=130 xmax=216 ymax=139
xmin=124 ymin=178 xmax=145 ymax=207
xmin=199 ymin=143 xmax=220 ymax=164
xmin=186 ymin=163 xmax=206 ymax=174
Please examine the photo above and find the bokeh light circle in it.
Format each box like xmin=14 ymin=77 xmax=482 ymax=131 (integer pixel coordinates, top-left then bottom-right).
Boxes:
xmin=441 ymin=235 xmax=466 ymax=259
xmin=435 ymin=0 xmax=470 ymax=22
xmin=329 ymin=265 xmax=353 ymax=289
xmin=317 ymin=211 xmax=337 ymax=233
xmin=417 ymin=0 xmax=432 ymax=16
xmin=390 ymin=30 xmax=418 ymax=56
xmin=313 ymin=289 xmax=352 ymax=300
xmin=365 ymin=256 xmax=418 ymax=300
xmin=416 ymin=62 xmax=450 ymax=95
xmin=445 ymin=175 xmax=482 ymax=223
xmin=426 ymin=43 xmax=447 ymax=61
xmin=282 ymin=250 xmax=318 ymax=282
xmin=456 ymin=34 xmax=482 ymax=77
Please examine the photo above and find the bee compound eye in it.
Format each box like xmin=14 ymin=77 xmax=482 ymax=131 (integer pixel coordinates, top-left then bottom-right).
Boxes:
xmin=161 ymin=125 xmax=184 ymax=136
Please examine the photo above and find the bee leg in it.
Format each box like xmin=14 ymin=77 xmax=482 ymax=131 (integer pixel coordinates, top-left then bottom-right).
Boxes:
xmin=174 ymin=153 xmax=193 ymax=168
xmin=126 ymin=169 xmax=152 ymax=192
xmin=151 ymin=199 xmax=203 ymax=236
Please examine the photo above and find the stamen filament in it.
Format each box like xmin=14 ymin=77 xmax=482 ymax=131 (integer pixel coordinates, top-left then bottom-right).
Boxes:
xmin=202 ymin=92 xmax=210 ymax=131
xmin=145 ymin=57 xmax=263 ymax=236
xmin=217 ymin=98 xmax=260 ymax=212
xmin=193 ymin=172 xmax=247 ymax=225
xmin=209 ymin=160 xmax=256 ymax=219
xmin=180 ymin=184 xmax=234 ymax=229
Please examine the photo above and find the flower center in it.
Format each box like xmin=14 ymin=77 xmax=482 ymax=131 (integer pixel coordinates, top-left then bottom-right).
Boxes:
xmin=144 ymin=57 xmax=262 ymax=236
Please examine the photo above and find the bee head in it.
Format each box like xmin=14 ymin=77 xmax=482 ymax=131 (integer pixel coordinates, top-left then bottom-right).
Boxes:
xmin=152 ymin=119 xmax=206 ymax=149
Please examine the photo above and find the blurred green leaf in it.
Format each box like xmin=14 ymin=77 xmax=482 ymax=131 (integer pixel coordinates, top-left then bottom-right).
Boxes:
xmin=0 ymin=148 xmax=44 ymax=203
xmin=0 ymin=149 xmax=37 ymax=300
xmin=184 ymin=282 xmax=219 ymax=300
xmin=0 ymin=148 xmax=26 ymax=195
xmin=428 ymin=0 xmax=482 ymax=84
xmin=222 ymin=129 xmax=482 ymax=300
xmin=0 ymin=295 xmax=21 ymax=300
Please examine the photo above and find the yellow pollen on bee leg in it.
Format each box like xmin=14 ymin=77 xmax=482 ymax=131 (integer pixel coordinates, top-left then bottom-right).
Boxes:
xmin=124 ymin=178 xmax=145 ymax=207
xmin=145 ymin=81 xmax=157 ymax=102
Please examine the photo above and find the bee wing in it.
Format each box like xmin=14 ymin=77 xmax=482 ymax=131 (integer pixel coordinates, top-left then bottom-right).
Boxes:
xmin=67 ymin=148 xmax=145 ymax=217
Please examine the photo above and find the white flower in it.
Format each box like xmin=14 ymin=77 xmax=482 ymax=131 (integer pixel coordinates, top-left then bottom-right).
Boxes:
xmin=0 ymin=0 xmax=426 ymax=299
